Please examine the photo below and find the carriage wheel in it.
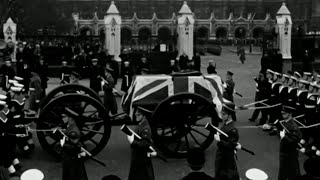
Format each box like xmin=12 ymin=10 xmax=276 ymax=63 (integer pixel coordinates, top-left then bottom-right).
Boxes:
xmin=40 ymin=84 xmax=101 ymax=109
xmin=151 ymin=93 xmax=219 ymax=158
xmin=37 ymin=94 xmax=110 ymax=159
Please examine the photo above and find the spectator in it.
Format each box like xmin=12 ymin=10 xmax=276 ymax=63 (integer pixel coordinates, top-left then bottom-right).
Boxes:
xmin=37 ymin=57 xmax=48 ymax=99
xmin=180 ymin=147 xmax=215 ymax=180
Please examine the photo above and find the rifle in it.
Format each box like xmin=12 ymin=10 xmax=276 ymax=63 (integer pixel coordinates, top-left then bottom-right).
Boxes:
xmin=205 ymin=123 xmax=255 ymax=155
xmin=120 ymin=125 xmax=167 ymax=162
xmin=57 ymin=129 xmax=106 ymax=167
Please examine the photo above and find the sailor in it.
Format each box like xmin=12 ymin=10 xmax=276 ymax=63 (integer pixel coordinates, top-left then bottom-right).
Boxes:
xmin=267 ymin=72 xmax=283 ymax=135
xmin=245 ymin=168 xmax=268 ymax=180
xmin=61 ymin=119 xmax=88 ymax=180
xmin=214 ymin=102 xmax=241 ymax=180
xmin=21 ymin=169 xmax=44 ymax=180
xmin=128 ymin=107 xmax=156 ymax=180
xmin=70 ymin=71 xmax=80 ymax=84
xmin=278 ymin=105 xmax=304 ymax=180
xmin=121 ymin=61 xmax=133 ymax=93
xmin=59 ymin=61 xmax=71 ymax=84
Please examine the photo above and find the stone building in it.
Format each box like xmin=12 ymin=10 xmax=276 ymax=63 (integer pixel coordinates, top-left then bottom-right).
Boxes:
xmin=54 ymin=0 xmax=319 ymax=47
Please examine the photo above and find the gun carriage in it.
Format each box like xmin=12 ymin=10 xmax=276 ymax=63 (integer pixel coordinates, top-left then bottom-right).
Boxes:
xmin=1 ymin=71 xmax=224 ymax=159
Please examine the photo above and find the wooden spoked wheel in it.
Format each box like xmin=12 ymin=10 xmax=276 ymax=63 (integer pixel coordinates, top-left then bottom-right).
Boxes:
xmin=40 ymin=84 xmax=101 ymax=109
xmin=37 ymin=94 xmax=110 ymax=159
xmin=151 ymin=93 xmax=219 ymax=158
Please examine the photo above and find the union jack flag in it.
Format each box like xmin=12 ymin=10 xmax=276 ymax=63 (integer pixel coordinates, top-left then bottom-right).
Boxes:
xmin=121 ymin=74 xmax=224 ymax=118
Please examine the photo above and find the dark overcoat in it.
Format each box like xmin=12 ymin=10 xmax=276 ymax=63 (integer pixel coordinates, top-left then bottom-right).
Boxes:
xmin=215 ymin=121 xmax=239 ymax=179
xmin=278 ymin=119 xmax=302 ymax=180
xmin=128 ymin=119 xmax=154 ymax=180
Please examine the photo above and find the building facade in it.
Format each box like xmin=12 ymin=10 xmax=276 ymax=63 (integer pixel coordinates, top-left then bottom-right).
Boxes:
xmin=54 ymin=0 xmax=318 ymax=46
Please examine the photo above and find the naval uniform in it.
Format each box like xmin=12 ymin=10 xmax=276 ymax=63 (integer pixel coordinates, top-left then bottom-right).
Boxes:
xmin=128 ymin=119 xmax=154 ymax=180
xmin=215 ymin=120 xmax=239 ymax=179
xmin=278 ymin=119 xmax=302 ymax=180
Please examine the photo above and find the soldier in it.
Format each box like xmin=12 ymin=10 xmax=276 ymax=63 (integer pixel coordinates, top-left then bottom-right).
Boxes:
xmin=278 ymin=105 xmax=304 ymax=180
xmin=214 ymin=102 xmax=241 ymax=179
xmin=61 ymin=119 xmax=88 ymax=180
xmin=60 ymin=61 xmax=71 ymax=84
xmin=127 ymin=107 xmax=156 ymax=180
xmin=180 ymin=147 xmax=215 ymax=180
xmin=0 ymin=59 xmax=16 ymax=91
xmin=121 ymin=61 xmax=133 ymax=93
xmin=192 ymin=52 xmax=201 ymax=72
xmin=89 ymin=58 xmax=103 ymax=94
xmin=207 ymin=60 xmax=217 ymax=75
xmin=249 ymin=71 xmax=269 ymax=125
xmin=223 ymin=71 xmax=237 ymax=121
xmin=37 ymin=57 xmax=48 ymax=99
xmin=70 ymin=71 xmax=80 ymax=84
xmin=303 ymin=72 xmax=312 ymax=81
xmin=267 ymin=72 xmax=283 ymax=135
xmin=102 ymin=64 xmax=117 ymax=115
xmin=24 ymin=71 xmax=43 ymax=114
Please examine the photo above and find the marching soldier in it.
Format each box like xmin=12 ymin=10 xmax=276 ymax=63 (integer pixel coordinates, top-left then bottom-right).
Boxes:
xmin=266 ymin=71 xmax=283 ymax=135
xmin=214 ymin=102 xmax=241 ymax=179
xmin=59 ymin=61 xmax=71 ymax=84
xmin=127 ymin=107 xmax=156 ymax=180
xmin=278 ymin=105 xmax=304 ymax=180
xmin=61 ymin=119 xmax=88 ymax=180
xmin=303 ymin=72 xmax=313 ymax=82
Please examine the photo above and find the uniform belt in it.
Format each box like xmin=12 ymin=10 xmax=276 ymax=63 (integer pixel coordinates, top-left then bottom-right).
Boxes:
xmin=296 ymin=102 xmax=300 ymax=106
xmin=288 ymin=99 xmax=293 ymax=101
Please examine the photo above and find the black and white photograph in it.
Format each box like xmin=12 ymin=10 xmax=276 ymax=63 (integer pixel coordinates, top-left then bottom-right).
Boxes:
xmin=0 ymin=0 xmax=320 ymax=179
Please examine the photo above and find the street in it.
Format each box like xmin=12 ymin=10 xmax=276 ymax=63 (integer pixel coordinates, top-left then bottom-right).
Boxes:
xmin=11 ymin=48 xmax=308 ymax=180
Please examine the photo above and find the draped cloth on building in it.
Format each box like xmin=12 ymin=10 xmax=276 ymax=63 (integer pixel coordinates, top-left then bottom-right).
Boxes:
xmin=121 ymin=75 xmax=224 ymax=119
